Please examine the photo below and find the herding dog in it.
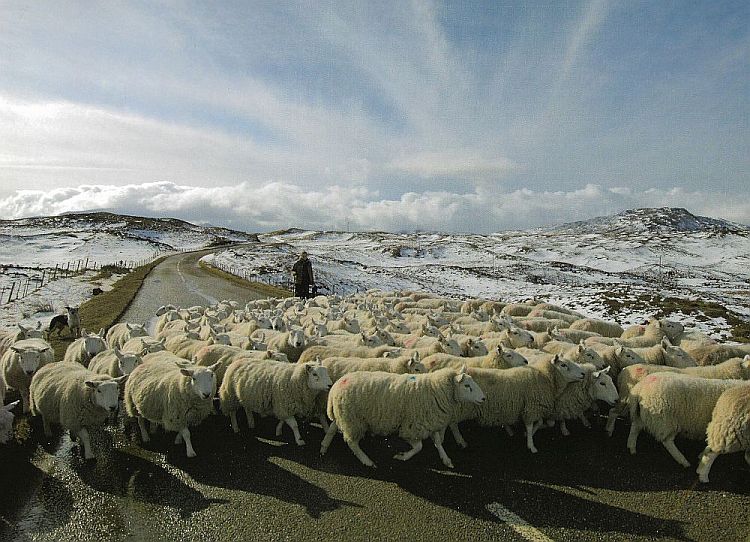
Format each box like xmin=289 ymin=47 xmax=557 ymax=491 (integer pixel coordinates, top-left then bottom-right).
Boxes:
xmin=48 ymin=306 xmax=81 ymax=338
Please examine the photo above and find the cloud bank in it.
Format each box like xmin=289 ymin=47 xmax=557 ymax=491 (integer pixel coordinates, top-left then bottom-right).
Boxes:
xmin=1 ymin=181 xmax=746 ymax=234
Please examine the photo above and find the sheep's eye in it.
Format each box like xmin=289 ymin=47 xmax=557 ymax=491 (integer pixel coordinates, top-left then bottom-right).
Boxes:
xmin=561 ymin=363 xmax=567 ymax=368
xmin=464 ymin=384 xmax=470 ymax=389
xmin=600 ymin=382 xmax=606 ymax=386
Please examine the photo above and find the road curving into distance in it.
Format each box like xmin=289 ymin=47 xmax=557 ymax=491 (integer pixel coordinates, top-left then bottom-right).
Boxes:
xmin=2 ymin=247 xmax=749 ymax=542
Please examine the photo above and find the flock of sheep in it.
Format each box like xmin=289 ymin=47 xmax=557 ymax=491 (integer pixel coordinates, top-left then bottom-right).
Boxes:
xmin=1 ymin=291 xmax=749 ymax=484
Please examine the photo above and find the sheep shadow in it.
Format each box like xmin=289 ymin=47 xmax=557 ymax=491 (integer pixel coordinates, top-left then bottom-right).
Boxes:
xmin=312 ymin=418 xmax=728 ymax=542
xmin=75 ymin=443 xmax=228 ymax=519
xmin=165 ymin=414 xmax=360 ymax=519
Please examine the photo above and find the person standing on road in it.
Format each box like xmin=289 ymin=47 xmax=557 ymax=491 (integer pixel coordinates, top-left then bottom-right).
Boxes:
xmin=292 ymin=251 xmax=315 ymax=299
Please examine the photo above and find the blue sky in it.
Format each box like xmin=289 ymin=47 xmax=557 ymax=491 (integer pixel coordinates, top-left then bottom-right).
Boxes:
xmin=0 ymin=0 xmax=747 ymax=232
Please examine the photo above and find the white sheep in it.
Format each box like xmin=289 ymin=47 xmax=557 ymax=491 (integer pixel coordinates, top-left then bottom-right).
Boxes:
xmin=121 ymin=336 xmax=166 ymax=355
xmin=627 ymin=373 xmax=748 ymax=467
xmin=298 ymin=344 xmax=398 ymax=363
xmin=568 ymin=318 xmax=624 ymax=338
xmin=481 ymin=326 xmax=534 ymax=349
xmin=443 ymin=356 xmax=587 ymax=452
xmin=29 ymin=362 xmax=126 ymax=459
xmin=219 ymin=359 xmax=331 ymax=445
xmin=105 ymin=322 xmax=149 ymax=349
xmin=124 ymin=352 xmax=220 ymax=458
xmin=621 ymin=318 xmax=684 ymax=343
xmin=0 ymin=400 xmax=20 ymax=444
xmin=422 ymin=345 xmax=527 ymax=371
xmin=629 ymin=339 xmax=696 ymax=368
xmin=321 ymin=352 xmax=426 ymax=382
xmin=88 ymin=348 xmax=143 ymax=377
xmin=605 ymin=356 xmax=750 ymax=436
xmin=549 ymin=365 xmax=618 ymax=436
xmin=696 ymin=383 xmax=750 ymax=483
xmin=320 ymin=367 xmax=485 ymax=468
xmin=63 ymin=329 xmax=108 ymax=367
xmin=0 ymin=322 xmax=45 ymax=357
xmin=265 ymin=329 xmax=308 ymax=362
xmin=192 ymin=343 xmax=289 ymax=386
xmin=1 ymin=338 xmax=54 ymax=412
xmin=541 ymin=341 xmax=607 ymax=368
xmin=584 ymin=343 xmax=645 ymax=377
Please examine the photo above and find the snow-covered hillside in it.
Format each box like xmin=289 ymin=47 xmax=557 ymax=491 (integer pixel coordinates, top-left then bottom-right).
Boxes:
xmin=202 ymin=208 xmax=750 ymax=341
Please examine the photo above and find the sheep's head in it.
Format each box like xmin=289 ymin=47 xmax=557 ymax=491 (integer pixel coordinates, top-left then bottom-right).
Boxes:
xmin=406 ymin=353 xmax=426 ymax=373
xmin=288 ymin=329 xmax=306 ymax=349
xmin=496 ymin=345 xmax=527 ymax=368
xmin=304 ymin=360 xmax=332 ymax=392
xmin=577 ymin=343 xmax=606 ymax=368
xmin=115 ymin=349 xmax=142 ymax=375
xmin=551 ymin=355 xmax=586 ymax=382
xmin=454 ymin=368 xmax=485 ymax=404
xmin=660 ymin=319 xmax=685 ymax=341
xmin=590 ymin=367 xmax=617 ymax=405
xmin=126 ymin=323 xmax=149 ymax=338
xmin=506 ymin=327 xmax=533 ymax=348
xmin=465 ymin=339 xmax=488 ymax=357
xmin=615 ymin=346 xmax=644 ymax=367
xmin=82 ymin=333 xmax=107 ymax=357
xmin=180 ymin=364 xmax=219 ymax=400
xmin=86 ymin=377 xmax=126 ymax=413
xmin=10 ymin=346 xmax=48 ymax=375
xmin=438 ymin=335 xmax=462 ymax=356
xmin=665 ymin=345 xmax=695 ymax=368
xmin=0 ymin=401 xmax=19 ymax=444
xmin=377 ymin=329 xmax=396 ymax=346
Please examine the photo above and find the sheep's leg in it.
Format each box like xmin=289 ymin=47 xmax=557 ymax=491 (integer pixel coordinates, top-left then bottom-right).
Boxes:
xmin=662 ymin=437 xmax=690 ymax=467
xmin=137 ymin=417 xmax=150 ymax=442
xmin=285 ymin=416 xmax=305 ymax=446
xmin=605 ymin=404 xmax=624 ymax=436
xmin=320 ymin=420 xmax=337 ymax=455
xmin=275 ymin=419 xmax=284 ymax=437
xmin=579 ymin=414 xmax=591 ymax=428
xmin=394 ymin=439 xmax=423 ymax=462
xmin=78 ymin=428 xmax=94 ymax=460
xmin=42 ymin=416 xmax=52 ymax=437
xmin=345 ymin=436 xmax=375 ymax=468
xmin=21 ymin=391 xmax=30 ymax=414
xmin=504 ymin=425 xmax=514 ymax=437
xmin=244 ymin=407 xmax=255 ymax=429
xmin=180 ymin=427 xmax=197 ymax=458
xmin=560 ymin=420 xmax=571 ymax=437
xmin=175 ymin=432 xmax=183 ymax=444
xmin=525 ymin=422 xmax=538 ymax=453
xmin=229 ymin=410 xmax=240 ymax=433
xmin=449 ymin=423 xmax=468 ymax=449
xmin=318 ymin=414 xmax=330 ymax=433
xmin=627 ymin=418 xmax=643 ymax=455
xmin=432 ymin=431 xmax=454 ymax=469
xmin=697 ymin=446 xmax=718 ymax=483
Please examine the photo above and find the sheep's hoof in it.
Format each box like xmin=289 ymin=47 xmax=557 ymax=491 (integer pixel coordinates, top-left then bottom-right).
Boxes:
xmin=529 ymin=446 xmax=538 ymax=454
xmin=457 ymin=441 xmax=468 ymax=449
xmin=319 ymin=446 xmax=328 ymax=456
xmin=698 ymin=474 xmax=709 ymax=483
xmin=628 ymin=447 xmax=636 ymax=455
xmin=393 ymin=453 xmax=409 ymax=461
xmin=295 ymin=439 xmax=306 ymax=446
xmin=680 ymin=460 xmax=690 ymax=468
xmin=442 ymin=460 xmax=455 ymax=469
xmin=186 ymin=450 xmax=197 ymax=458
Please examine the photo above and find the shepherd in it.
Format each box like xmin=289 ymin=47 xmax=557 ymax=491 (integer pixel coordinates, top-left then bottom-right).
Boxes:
xmin=292 ymin=251 xmax=315 ymax=299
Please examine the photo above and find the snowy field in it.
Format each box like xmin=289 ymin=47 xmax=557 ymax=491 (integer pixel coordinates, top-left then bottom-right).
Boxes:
xmin=202 ymin=208 xmax=750 ymax=342
xmin=1 ymin=208 xmax=748 ymax=343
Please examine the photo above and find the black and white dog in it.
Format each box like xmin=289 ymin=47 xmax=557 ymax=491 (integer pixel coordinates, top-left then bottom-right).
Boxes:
xmin=48 ymin=306 xmax=81 ymax=338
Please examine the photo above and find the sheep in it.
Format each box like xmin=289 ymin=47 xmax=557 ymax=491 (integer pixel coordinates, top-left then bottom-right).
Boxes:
xmin=684 ymin=343 xmax=750 ymax=367
xmin=527 ymin=309 xmax=580 ymax=324
xmin=321 ymin=352 xmax=426 ymax=382
xmin=192 ymin=344 xmax=289 ymax=386
xmin=29 ymin=362 xmax=126 ymax=459
xmin=549 ymin=365 xmax=618 ymax=436
xmin=219 ymin=359 xmax=331 ymax=445
xmin=63 ymin=329 xmax=108 ymax=367
xmin=1 ymin=338 xmax=54 ymax=412
xmin=88 ymin=348 xmax=143 ymax=377
xmin=515 ymin=318 xmax=572 ymax=333
xmin=124 ymin=352 xmax=221 ymax=458
xmin=164 ymin=331 xmax=213 ymax=360
xmin=558 ymin=328 xmax=603 ymax=344
xmin=627 ymin=373 xmax=748 ymax=466
xmin=501 ymin=303 xmax=535 ymax=317
xmin=541 ymin=341 xmax=606 ymax=368
xmin=481 ymin=326 xmax=534 ymax=349
xmin=568 ymin=318 xmax=624 ymax=338
xmin=298 ymin=344 xmax=398 ymax=364
xmin=0 ymin=400 xmax=19 ymax=444
xmin=696 ymin=383 xmax=750 ymax=483
xmin=265 ymin=329 xmax=308 ymax=362
xmin=629 ymin=339 xmax=696 ymax=368
xmin=605 ymin=356 xmax=750 ymax=436
xmin=422 ymin=345 xmax=527 ymax=372
xmin=320 ymin=367 xmax=485 ymax=468
xmin=442 ymin=356 xmax=587 ymax=453
xmin=0 ymin=322 xmax=45 ymax=357
xmin=585 ymin=343 xmax=645 ymax=377
xmin=121 ymin=336 xmax=166 ymax=355
xmin=106 ymin=322 xmax=149 ymax=349
xmin=621 ymin=318 xmax=684 ymax=343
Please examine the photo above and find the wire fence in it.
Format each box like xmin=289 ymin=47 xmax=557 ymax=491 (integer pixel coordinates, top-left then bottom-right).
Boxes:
xmin=0 ymin=249 xmax=181 ymax=305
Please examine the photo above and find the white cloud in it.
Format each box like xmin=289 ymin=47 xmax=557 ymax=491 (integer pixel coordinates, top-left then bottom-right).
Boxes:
xmin=0 ymin=181 xmax=746 ymax=234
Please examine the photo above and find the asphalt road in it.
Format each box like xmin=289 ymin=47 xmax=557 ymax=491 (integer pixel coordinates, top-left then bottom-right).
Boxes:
xmin=1 ymin=250 xmax=749 ymax=541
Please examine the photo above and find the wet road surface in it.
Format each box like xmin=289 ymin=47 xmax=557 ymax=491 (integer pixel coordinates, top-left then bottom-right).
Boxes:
xmin=1 ymin=250 xmax=749 ymax=541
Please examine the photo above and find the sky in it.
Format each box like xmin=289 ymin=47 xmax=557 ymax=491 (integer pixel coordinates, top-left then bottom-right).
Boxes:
xmin=0 ymin=0 xmax=747 ymax=233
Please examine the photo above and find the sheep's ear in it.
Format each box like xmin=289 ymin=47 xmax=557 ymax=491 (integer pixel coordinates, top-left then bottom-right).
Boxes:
xmin=113 ymin=375 xmax=128 ymax=386
xmin=114 ymin=348 xmax=124 ymax=360
xmin=10 ymin=346 xmax=21 ymax=353
xmin=496 ymin=344 xmax=503 ymax=353
xmin=661 ymin=337 xmax=672 ymax=348
xmin=454 ymin=370 xmax=467 ymax=383
xmin=615 ymin=346 xmax=623 ymax=355
xmin=98 ymin=328 xmax=105 ymax=337
xmin=551 ymin=354 xmax=561 ymax=365
xmin=742 ymin=355 xmax=750 ymax=369
xmin=208 ymin=362 xmax=222 ymax=374
xmin=601 ymin=365 xmax=611 ymax=374
xmin=17 ymin=324 xmax=27 ymax=332
xmin=411 ymin=351 xmax=420 ymax=362
xmin=4 ymin=400 xmax=20 ymax=412
xmin=180 ymin=368 xmax=194 ymax=378
xmin=35 ymin=321 xmax=42 ymax=330
xmin=552 ymin=326 xmax=559 ymax=334
xmin=84 ymin=380 xmax=100 ymax=389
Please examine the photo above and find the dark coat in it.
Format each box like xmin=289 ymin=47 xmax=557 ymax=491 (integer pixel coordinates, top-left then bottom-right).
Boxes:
xmin=292 ymin=257 xmax=314 ymax=285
